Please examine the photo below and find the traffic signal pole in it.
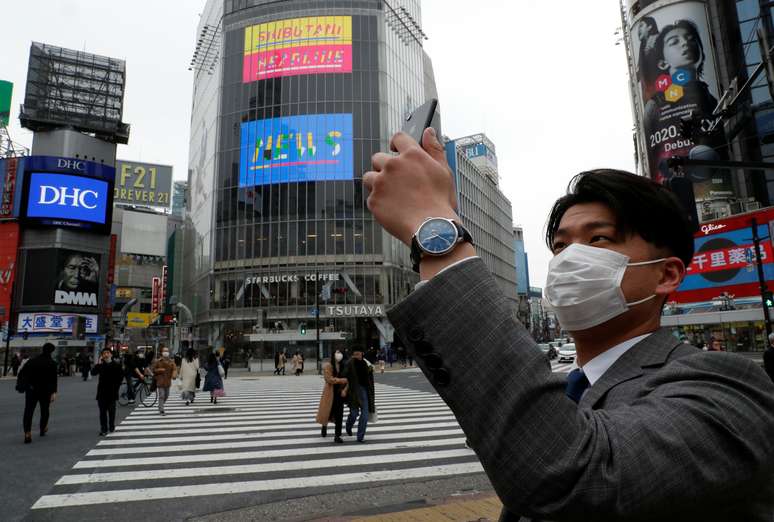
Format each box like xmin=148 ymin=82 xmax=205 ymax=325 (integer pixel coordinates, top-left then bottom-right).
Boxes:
xmin=752 ymin=218 xmax=772 ymax=337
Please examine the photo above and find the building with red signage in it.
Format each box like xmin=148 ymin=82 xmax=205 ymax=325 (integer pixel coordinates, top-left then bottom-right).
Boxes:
xmin=662 ymin=207 xmax=774 ymax=350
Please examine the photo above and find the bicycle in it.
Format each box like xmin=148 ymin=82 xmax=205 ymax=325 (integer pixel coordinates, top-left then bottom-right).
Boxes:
xmin=118 ymin=376 xmax=157 ymax=407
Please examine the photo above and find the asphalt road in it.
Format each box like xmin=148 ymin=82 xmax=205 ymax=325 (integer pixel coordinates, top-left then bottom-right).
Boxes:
xmin=0 ymin=362 xmax=574 ymax=522
xmin=0 ymin=372 xmax=134 ymax=522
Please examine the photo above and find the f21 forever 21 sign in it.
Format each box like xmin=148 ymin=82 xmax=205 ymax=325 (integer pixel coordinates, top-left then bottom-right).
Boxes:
xmin=22 ymin=248 xmax=101 ymax=308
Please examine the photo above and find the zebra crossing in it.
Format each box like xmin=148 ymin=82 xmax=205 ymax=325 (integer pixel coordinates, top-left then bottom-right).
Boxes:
xmin=30 ymin=376 xmax=483 ymax=517
xmin=551 ymin=361 xmax=575 ymax=374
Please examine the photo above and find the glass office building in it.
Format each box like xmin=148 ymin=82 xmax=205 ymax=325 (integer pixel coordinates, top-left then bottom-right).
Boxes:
xmin=185 ymin=0 xmax=436 ymax=356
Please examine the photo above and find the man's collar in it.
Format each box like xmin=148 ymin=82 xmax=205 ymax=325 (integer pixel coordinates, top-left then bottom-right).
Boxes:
xmin=582 ymin=332 xmax=654 ymax=385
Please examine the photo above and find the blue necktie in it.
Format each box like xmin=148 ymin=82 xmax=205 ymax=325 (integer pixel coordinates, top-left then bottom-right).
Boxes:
xmin=565 ymin=368 xmax=590 ymax=403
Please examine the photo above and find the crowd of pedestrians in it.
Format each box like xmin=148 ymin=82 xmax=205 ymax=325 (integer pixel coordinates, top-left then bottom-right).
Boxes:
xmin=14 ymin=344 xmax=232 ymax=442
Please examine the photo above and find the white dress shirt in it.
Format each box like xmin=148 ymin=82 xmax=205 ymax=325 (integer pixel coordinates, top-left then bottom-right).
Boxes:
xmin=581 ymin=333 xmax=653 ymax=385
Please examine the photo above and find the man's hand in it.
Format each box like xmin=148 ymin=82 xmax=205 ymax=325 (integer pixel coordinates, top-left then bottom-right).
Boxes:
xmin=50 ymin=393 xmax=57 ymax=403
xmin=80 ymin=257 xmax=99 ymax=284
xmin=363 ymin=128 xmax=458 ymax=246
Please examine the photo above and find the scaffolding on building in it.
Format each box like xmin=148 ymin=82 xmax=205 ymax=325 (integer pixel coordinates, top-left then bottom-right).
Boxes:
xmin=19 ymin=42 xmax=130 ymax=143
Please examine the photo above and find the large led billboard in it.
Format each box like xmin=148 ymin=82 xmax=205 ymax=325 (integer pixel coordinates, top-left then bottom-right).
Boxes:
xmin=629 ymin=1 xmax=730 ymax=199
xmin=239 ymin=113 xmax=354 ymax=187
xmin=22 ymin=248 xmax=101 ymax=308
xmin=23 ymin=172 xmax=111 ymax=231
xmin=672 ymin=208 xmax=774 ymax=303
xmin=243 ymin=16 xmax=352 ymax=83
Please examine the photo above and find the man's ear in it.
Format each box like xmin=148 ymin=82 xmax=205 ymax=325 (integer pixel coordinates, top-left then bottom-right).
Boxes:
xmin=655 ymin=257 xmax=686 ymax=297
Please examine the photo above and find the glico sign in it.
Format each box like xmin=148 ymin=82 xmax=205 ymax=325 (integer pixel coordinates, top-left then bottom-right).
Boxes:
xmin=672 ymin=208 xmax=774 ymax=303
xmin=20 ymin=156 xmax=114 ymax=234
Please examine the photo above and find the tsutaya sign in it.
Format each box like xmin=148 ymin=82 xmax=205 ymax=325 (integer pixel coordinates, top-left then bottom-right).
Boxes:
xmin=245 ymin=272 xmax=339 ymax=285
xmin=326 ymin=304 xmax=384 ymax=317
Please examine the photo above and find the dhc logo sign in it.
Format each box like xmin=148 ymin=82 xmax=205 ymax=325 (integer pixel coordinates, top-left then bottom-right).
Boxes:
xmin=26 ymin=172 xmax=108 ymax=224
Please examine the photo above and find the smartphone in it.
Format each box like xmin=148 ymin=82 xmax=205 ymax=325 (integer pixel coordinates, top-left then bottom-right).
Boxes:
xmin=401 ymin=98 xmax=439 ymax=144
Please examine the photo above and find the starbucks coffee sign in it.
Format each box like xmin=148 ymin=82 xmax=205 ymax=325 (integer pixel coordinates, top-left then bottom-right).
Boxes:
xmin=245 ymin=272 xmax=339 ymax=285
xmin=326 ymin=304 xmax=385 ymax=317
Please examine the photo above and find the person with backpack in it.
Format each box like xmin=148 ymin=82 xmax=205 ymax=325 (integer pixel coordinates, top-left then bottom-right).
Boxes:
xmin=17 ymin=343 xmax=58 ymax=444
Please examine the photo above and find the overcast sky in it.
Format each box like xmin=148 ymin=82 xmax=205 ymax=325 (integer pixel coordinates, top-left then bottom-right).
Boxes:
xmin=1 ymin=1 xmax=634 ymax=288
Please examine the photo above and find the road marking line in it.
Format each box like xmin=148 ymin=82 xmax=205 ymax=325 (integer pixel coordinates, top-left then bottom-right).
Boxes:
xmin=121 ymin=409 xmax=453 ymax=426
xmin=34 ymin=462 xmax=484 ymax=508
xmin=88 ymin=429 xmax=465 ymax=456
xmin=125 ymin=403 xmax=450 ymax=420
xmin=96 ymin=427 xmax=464 ymax=447
xmin=78 ymin=437 xmax=467 ymax=467
xmin=59 ymin=448 xmax=475 ymax=485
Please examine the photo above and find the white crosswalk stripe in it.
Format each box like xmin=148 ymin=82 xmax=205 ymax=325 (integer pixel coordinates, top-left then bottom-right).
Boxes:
xmin=32 ymin=376 xmax=483 ymax=512
xmin=551 ymin=361 xmax=575 ymax=374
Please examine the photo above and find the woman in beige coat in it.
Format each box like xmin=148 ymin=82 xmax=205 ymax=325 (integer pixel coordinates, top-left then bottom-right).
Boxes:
xmin=316 ymin=349 xmax=348 ymax=443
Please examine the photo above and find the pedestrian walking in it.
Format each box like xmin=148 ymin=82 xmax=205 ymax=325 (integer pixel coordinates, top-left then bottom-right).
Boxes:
xmin=179 ymin=347 xmax=200 ymax=405
xmin=316 ymin=349 xmax=348 ymax=443
xmin=278 ymin=350 xmax=287 ymax=375
xmin=90 ymin=347 xmax=123 ymax=436
xmin=297 ymin=352 xmax=304 ymax=375
xmin=68 ymin=355 xmax=76 ymax=376
xmin=202 ymin=352 xmax=225 ymax=403
xmin=11 ymin=352 xmax=20 ymax=376
xmin=151 ymin=347 xmax=177 ymax=415
xmin=18 ymin=343 xmax=58 ymax=444
xmin=78 ymin=349 xmax=92 ymax=381
xmin=273 ymin=350 xmax=281 ymax=375
xmin=344 ymin=347 xmax=375 ymax=443
xmin=221 ymin=353 xmax=231 ymax=379
xmin=377 ymin=348 xmax=386 ymax=374
xmin=291 ymin=352 xmax=300 ymax=376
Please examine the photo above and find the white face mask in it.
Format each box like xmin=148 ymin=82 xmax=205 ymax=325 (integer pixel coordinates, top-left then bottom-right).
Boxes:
xmin=545 ymin=243 xmax=665 ymax=331
xmin=162 ymin=352 xmax=170 ymax=358
xmin=334 ymin=352 xmax=343 ymax=362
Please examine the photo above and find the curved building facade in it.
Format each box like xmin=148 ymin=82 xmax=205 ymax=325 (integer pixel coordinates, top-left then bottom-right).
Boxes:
xmin=185 ymin=0 xmax=436 ymax=357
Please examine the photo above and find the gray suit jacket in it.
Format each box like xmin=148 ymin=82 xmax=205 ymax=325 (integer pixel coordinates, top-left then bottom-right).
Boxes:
xmin=387 ymin=259 xmax=774 ymax=521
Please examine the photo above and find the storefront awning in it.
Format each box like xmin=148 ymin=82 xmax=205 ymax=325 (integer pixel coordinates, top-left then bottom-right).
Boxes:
xmin=661 ymin=308 xmax=764 ymax=326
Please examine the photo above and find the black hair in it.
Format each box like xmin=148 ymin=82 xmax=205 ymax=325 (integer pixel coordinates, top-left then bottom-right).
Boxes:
xmin=207 ymin=352 xmax=218 ymax=367
xmin=42 ymin=343 xmax=56 ymax=356
xmin=185 ymin=347 xmax=195 ymax=363
xmin=655 ymin=19 xmax=705 ymax=77
xmin=101 ymin=347 xmax=112 ymax=354
xmin=545 ymin=169 xmax=694 ymax=267
xmin=638 ymin=16 xmax=658 ymax=36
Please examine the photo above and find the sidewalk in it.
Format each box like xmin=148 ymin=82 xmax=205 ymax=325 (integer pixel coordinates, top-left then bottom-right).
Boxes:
xmin=312 ymin=492 xmax=503 ymax=522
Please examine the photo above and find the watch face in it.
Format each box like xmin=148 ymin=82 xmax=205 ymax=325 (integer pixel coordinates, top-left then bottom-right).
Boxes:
xmin=417 ymin=219 xmax=458 ymax=255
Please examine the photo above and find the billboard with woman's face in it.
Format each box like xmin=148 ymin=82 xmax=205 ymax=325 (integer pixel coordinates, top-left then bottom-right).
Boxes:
xmin=630 ymin=1 xmax=731 ymax=200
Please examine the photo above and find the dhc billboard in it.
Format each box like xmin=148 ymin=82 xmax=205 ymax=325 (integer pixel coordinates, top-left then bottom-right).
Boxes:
xmin=26 ymin=172 xmax=109 ymax=224
xmin=20 ymin=156 xmax=115 ymax=234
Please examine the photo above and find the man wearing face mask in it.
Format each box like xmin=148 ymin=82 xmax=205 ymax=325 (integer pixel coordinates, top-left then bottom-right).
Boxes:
xmin=91 ymin=348 xmax=124 ymax=436
xmin=151 ymin=348 xmax=177 ymax=415
xmin=363 ymin=128 xmax=774 ymax=521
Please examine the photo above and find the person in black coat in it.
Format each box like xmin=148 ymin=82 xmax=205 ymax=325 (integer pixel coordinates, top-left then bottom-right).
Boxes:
xmin=91 ymin=348 xmax=124 ymax=435
xmin=19 ymin=343 xmax=58 ymax=444
xmin=765 ymin=334 xmax=774 ymax=384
